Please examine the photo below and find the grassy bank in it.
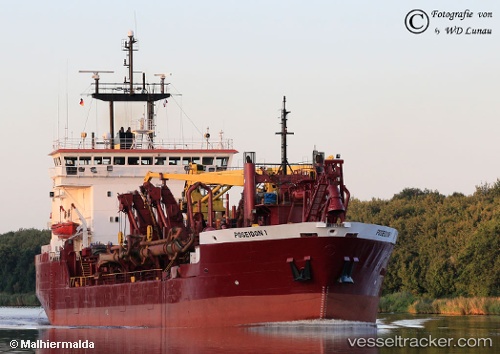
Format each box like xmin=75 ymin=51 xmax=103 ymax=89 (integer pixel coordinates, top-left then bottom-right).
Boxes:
xmin=379 ymin=292 xmax=500 ymax=315
xmin=0 ymin=292 xmax=40 ymax=307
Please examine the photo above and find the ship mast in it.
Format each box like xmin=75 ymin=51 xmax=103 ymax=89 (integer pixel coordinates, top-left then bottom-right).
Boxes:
xmin=276 ymin=96 xmax=294 ymax=175
xmin=84 ymin=30 xmax=170 ymax=149
xmin=123 ymin=32 xmax=154 ymax=141
xmin=124 ymin=31 xmax=136 ymax=95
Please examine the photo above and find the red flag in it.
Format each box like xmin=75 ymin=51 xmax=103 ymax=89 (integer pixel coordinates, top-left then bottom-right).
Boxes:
xmin=80 ymin=98 xmax=84 ymax=106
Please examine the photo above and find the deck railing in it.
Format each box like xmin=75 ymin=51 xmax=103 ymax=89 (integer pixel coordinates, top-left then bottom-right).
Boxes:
xmin=69 ymin=268 xmax=163 ymax=287
xmin=52 ymin=137 xmax=234 ymax=151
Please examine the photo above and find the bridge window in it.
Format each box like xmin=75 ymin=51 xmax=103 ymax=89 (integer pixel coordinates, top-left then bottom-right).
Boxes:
xmin=114 ymin=157 xmax=125 ymax=165
xmin=95 ymin=156 xmax=111 ymax=165
xmin=155 ymin=157 xmax=166 ymax=165
xmin=78 ymin=157 xmax=91 ymax=165
xmin=182 ymin=157 xmax=201 ymax=165
xmin=202 ymin=157 xmax=214 ymax=165
xmin=128 ymin=157 xmax=139 ymax=165
xmin=141 ymin=157 xmax=152 ymax=165
xmin=169 ymin=157 xmax=180 ymax=165
xmin=64 ymin=157 xmax=77 ymax=166
xmin=216 ymin=157 xmax=229 ymax=167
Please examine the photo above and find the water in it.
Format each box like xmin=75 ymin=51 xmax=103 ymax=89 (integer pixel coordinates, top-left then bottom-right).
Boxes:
xmin=0 ymin=307 xmax=497 ymax=353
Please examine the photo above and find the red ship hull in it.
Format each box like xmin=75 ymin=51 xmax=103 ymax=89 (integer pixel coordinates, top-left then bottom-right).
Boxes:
xmin=36 ymin=235 xmax=393 ymax=327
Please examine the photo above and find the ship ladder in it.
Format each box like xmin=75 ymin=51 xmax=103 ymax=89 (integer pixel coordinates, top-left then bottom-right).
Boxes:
xmin=81 ymin=262 xmax=92 ymax=285
xmin=305 ymin=182 xmax=328 ymax=221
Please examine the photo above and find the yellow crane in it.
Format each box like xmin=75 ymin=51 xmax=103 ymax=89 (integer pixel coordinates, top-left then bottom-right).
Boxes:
xmin=144 ymin=164 xmax=244 ymax=218
xmin=143 ymin=167 xmax=245 ymax=186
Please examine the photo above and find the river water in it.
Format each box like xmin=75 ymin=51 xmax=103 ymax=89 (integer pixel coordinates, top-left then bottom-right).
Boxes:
xmin=0 ymin=307 xmax=497 ymax=353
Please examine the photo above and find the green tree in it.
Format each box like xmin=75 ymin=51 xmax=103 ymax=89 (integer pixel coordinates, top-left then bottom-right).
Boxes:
xmin=348 ymin=184 xmax=500 ymax=298
xmin=0 ymin=229 xmax=50 ymax=294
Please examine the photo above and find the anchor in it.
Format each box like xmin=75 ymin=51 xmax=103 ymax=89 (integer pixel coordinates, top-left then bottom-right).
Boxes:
xmin=338 ymin=256 xmax=359 ymax=283
xmin=287 ymin=256 xmax=312 ymax=282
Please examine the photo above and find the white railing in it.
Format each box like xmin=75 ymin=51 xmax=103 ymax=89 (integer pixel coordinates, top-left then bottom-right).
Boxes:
xmin=52 ymin=137 xmax=234 ymax=150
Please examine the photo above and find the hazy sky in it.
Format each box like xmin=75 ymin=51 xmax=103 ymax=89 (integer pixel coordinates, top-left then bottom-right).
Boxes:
xmin=0 ymin=1 xmax=499 ymax=233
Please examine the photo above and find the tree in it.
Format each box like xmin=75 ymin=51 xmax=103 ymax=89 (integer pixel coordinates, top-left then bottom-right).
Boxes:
xmin=0 ymin=229 xmax=50 ymax=294
xmin=348 ymin=185 xmax=500 ymax=298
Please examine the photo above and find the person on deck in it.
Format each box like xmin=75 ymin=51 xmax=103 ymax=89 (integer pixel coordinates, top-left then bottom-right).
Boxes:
xmin=125 ymin=127 xmax=133 ymax=149
xmin=118 ymin=127 xmax=125 ymax=149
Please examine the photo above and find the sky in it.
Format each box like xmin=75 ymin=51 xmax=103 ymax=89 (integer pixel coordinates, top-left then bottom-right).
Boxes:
xmin=0 ymin=1 xmax=499 ymax=233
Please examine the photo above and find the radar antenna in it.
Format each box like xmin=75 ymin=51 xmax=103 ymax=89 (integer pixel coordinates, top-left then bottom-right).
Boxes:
xmin=154 ymin=73 xmax=172 ymax=94
xmin=78 ymin=70 xmax=114 ymax=94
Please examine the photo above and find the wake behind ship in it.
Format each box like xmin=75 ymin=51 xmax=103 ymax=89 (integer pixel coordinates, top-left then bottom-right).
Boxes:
xmin=36 ymin=32 xmax=398 ymax=327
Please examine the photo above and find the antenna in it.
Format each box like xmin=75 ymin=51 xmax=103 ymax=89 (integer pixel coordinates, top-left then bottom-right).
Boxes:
xmin=79 ymin=70 xmax=114 ymax=94
xmin=122 ymin=31 xmax=138 ymax=94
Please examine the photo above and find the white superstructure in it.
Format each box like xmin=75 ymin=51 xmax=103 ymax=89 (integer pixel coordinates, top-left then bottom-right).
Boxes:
xmin=49 ymin=139 xmax=236 ymax=252
xmin=46 ymin=31 xmax=237 ymax=253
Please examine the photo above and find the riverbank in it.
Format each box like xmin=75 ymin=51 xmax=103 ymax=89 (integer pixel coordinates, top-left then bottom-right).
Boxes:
xmin=0 ymin=292 xmax=40 ymax=307
xmin=379 ymin=292 xmax=500 ymax=315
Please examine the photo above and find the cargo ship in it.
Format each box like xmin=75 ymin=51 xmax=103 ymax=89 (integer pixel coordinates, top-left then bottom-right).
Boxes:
xmin=36 ymin=32 xmax=398 ymax=328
